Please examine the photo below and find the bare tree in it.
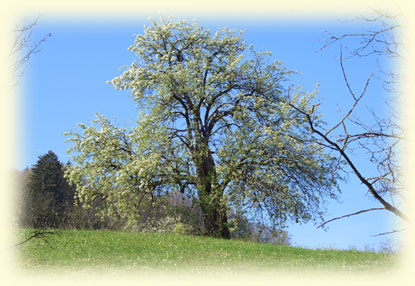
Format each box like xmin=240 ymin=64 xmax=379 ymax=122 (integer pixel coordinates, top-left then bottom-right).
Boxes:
xmin=12 ymin=18 xmax=52 ymax=247
xmin=290 ymin=11 xmax=408 ymax=229
xmin=11 ymin=17 xmax=51 ymax=85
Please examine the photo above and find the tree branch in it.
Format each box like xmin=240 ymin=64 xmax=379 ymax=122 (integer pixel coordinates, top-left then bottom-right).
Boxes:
xmin=317 ymin=208 xmax=385 ymax=229
xmin=291 ymin=101 xmax=408 ymax=221
xmin=370 ymin=228 xmax=407 ymax=237
xmin=325 ymin=48 xmax=373 ymax=136
xmin=15 ymin=230 xmax=57 ymax=247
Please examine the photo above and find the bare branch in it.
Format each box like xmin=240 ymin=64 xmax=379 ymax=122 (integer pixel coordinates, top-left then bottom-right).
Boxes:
xmin=300 ymin=12 xmax=408 ymax=225
xmin=290 ymin=98 xmax=408 ymax=221
xmin=370 ymin=228 xmax=407 ymax=237
xmin=319 ymin=24 xmax=398 ymax=58
xmin=337 ymin=132 xmax=402 ymax=143
xmin=12 ymin=18 xmax=51 ymax=84
xmin=325 ymin=47 xmax=373 ymax=136
xmin=15 ymin=230 xmax=57 ymax=247
xmin=317 ymin=208 xmax=385 ymax=229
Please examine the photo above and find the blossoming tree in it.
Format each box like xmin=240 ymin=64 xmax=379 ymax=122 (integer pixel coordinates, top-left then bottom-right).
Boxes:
xmin=64 ymin=18 xmax=340 ymax=238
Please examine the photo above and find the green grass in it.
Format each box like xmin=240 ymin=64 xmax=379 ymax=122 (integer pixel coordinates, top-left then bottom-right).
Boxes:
xmin=15 ymin=228 xmax=397 ymax=274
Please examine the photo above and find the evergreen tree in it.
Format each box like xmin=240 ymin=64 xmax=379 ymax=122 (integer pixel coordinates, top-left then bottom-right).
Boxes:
xmin=24 ymin=151 xmax=74 ymax=228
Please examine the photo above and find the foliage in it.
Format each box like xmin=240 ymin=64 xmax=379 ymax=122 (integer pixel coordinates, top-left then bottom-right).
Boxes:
xmin=227 ymin=210 xmax=290 ymax=245
xmin=13 ymin=159 xmax=282 ymax=241
xmin=65 ymin=18 xmax=341 ymax=238
xmin=171 ymin=222 xmax=188 ymax=235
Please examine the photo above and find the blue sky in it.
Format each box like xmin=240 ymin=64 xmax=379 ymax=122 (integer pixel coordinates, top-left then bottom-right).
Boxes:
xmin=17 ymin=15 xmax=402 ymax=251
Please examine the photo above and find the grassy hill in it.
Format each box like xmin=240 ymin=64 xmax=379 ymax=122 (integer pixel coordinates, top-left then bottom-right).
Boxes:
xmin=15 ymin=229 xmax=397 ymax=274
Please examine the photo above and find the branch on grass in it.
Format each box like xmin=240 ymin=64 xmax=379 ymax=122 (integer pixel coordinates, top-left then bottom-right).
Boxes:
xmin=15 ymin=230 xmax=57 ymax=247
xmin=317 ymin=208 xmax=385 ymax=229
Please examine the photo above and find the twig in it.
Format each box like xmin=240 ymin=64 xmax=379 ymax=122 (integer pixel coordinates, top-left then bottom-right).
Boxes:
xmin=325 ymin=47 xmax=373 ymax=136
xmin=15 ymin=230 xmax=57 ymax=247
xmin=317 ymin=208 xmax=385 ymax=228
xmin=12 ymin=17 xmax=52 ymax=85
xmin=371 ymin=228 xmax=407 ymax=237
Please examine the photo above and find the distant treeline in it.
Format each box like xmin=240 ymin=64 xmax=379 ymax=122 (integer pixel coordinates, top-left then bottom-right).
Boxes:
xmin=13 ymin=150 xmax=290 ymax=245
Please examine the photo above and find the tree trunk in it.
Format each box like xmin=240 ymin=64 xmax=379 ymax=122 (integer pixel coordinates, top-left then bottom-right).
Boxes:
xmin=193 ymin=141 xmax=230 ymax=239
xmin=198 ymin=189 xmax=231 ymax=239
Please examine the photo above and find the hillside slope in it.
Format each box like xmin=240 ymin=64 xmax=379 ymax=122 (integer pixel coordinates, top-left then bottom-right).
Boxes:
xmin=15 ymin=229 xmax=397 ymax=273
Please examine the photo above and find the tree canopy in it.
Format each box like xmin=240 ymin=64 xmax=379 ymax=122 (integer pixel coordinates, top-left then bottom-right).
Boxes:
xmin=65 ymin=18 xmax=340 ymax=238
